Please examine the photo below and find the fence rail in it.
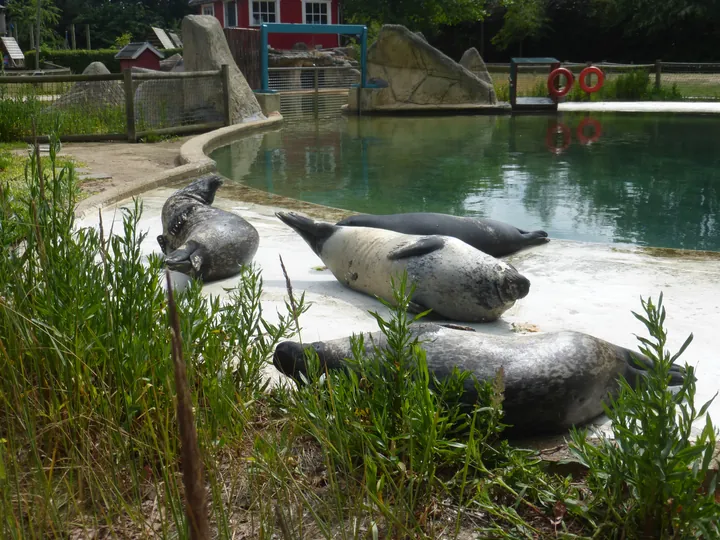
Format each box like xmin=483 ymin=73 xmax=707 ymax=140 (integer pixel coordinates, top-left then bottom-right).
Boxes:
xmin=0 ymin=66 xmax=232 ymax=142
xmin=488 ymin=61 xmax=720 ymax=100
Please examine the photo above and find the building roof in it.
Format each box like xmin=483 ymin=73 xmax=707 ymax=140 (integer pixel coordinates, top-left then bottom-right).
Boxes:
xmin=151 ymin=27 xmax=175 ymax=49
xmin=114 ymin=42 xmax=165 ymax=60
xmin=188 ymin=0 xmax=214 ymax=6
xmin=1 ymin=37 xmax=24 ymax=61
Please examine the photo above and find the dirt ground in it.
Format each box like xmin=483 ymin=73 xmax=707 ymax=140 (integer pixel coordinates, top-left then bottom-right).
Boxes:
xmin=59 ymin=137 xmax=192 ymax=197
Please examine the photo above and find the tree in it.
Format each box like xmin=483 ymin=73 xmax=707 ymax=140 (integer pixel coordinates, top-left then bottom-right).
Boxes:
xmin=7 ymin=0 xmax=61 ymax=49
xmin=343 ymin=0 xmax=488 ymax=38
xmin=491 ymin=0 xmax=549 ymax=54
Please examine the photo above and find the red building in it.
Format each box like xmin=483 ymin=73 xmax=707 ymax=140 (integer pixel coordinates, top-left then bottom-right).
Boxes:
xmin=189 ymin=0 xmax=341 ymax=49
xmin=115 ymin=42 xmax=164 ymax=71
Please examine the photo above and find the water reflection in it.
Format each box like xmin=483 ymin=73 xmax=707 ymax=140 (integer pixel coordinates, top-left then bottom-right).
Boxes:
xmin=211 ymin=113 xmax=720 ymax=251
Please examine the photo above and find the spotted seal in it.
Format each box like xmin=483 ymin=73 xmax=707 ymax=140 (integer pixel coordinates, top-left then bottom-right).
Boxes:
xmin=157 ymin=174 xmax=259 ymax=282
xmin=272 ymin=323 xmax=686 ymax=435
xmin=275 ymin=211 xmax=530 ymax=322
xmin=336 ymin=212 xmax=549 ymax=257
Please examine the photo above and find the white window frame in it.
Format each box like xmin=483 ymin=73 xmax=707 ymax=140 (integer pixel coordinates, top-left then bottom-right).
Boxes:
xmin=224 ymin=0 xmax=238 ymax=27
xmin=302 ymin=0 xmax=331 ymax=25
xmin=305 ymin=146 xmax=336 ymax=175
xmin=249 ymin=0 xmax=280 ymax=26
xmin=201 ymin=4 xmax=215 ymax=17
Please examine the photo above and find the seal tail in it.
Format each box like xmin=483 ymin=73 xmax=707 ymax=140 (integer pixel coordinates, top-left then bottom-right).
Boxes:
xmin=275 ymin=212 xmax=337 ymax=256
xmin=518 ymin=228 xmax=550 ymax=246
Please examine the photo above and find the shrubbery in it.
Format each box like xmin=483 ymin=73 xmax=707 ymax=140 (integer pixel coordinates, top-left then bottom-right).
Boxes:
xmin=24 ymin=48 xmax=183 ymax=74
xmin=1 ymin=136 xmax=717 ymax=537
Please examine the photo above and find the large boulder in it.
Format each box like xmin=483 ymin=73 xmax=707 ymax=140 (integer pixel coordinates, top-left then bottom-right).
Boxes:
xmin=366 ymin=25 xmax=497 ymax=106
xmin=52 ymin=62 xmax=124 ymax=110
xmin=181 ymin=15 xmax=264 ymax=123
xmin=459 ymin=47 xmax=494 ymax=87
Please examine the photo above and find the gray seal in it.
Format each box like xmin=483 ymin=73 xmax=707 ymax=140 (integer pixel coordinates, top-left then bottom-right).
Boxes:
xmin=275 ymin=211 xmax=530 ymax=322
xmin=272 ymin=323 xmax=686 ymax=436
xmin=157 ymin=174 xmax=259 ymax=282
xmin=336 ymin=213 xmax=549 ymax=257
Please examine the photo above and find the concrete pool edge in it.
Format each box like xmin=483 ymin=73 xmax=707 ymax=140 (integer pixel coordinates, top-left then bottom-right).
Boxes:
xmin=75 ymin=113 xmax=285 ymax=220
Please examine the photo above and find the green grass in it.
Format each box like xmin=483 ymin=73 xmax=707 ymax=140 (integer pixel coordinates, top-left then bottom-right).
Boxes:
xmin=1 ymin=136 xmax=718 ymax=538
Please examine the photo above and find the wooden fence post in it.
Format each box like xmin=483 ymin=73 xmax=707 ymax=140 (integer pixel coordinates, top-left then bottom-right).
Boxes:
xmin=221 ymin=64 xmax=232 ymax=126
xmin=655 ymin=59 xmax=662 ymax=90
xmin=123 ymin=69 xmax=136 ymax=143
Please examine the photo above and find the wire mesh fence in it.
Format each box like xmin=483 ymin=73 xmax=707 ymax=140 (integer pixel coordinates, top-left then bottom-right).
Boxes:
xmin=0 ymin=68 xmax=230 ymax=142
xmin=268 ymin=66 xmax=359 ymax=121
xmin=131 ymin=70 xmax=227 ymax=138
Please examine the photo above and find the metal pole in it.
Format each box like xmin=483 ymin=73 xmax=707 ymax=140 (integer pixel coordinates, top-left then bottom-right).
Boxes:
xmin=655 ymin=59 xmax=662 ymax=91
xmin=123 ymin=69 xmax=136 ymax=142
xmin=35 ymin=0 xmax=41 ymax=70
xmin=70 ymin=23 xmax=76 ymax=49
xmin=360 ymin=26 xmax=367 ymax=88
xmin=261 ymin=24 xmax=269 ymax=92
xmin=85 ymin=24 xmax=90 ymax=49
xmin=314 ymin=66 xmax=319 ymax=119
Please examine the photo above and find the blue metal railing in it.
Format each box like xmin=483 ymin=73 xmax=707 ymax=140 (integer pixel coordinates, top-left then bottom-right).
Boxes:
xmin=259 ymin=23 xmax=378 ymax=93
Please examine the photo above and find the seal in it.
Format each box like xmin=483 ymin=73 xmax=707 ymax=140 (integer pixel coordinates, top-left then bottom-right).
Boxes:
xmin=336 ymin=213 xmax=549 ymax=257
xmin=272 ymin=323 xmax=687 ymax=436
xmin=275 ymin=211 xmax=531 ymax=322
xmin=157 ymin=174 xmax=260 ymax=282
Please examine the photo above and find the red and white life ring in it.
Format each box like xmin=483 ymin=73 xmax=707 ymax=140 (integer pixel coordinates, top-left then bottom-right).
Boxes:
xmin=577 ymin=117 xmax=603 ymax=145
xmin=547 ymin=68 xmax=575 ymax=98
xmin=579 ymin=66 xmax=605 ymax=93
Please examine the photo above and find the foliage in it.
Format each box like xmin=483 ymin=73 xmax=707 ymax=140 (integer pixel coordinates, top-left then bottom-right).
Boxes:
xmin=590 ymin=0 xmax=720 ymax=39
xmin=112 ymin=32 xmax=133 ymax=50
xmin=6 ymin=0 xmax=62 ymax=49
xmin=0 ymin=134 xmax=307 ymax=536
xmin=0 ymin=93 xmax=126 ymax=142
xmin=23 ymin=48 xmax=183 ymax=73
xmin=492 ymin=0 xmax=550 ymax=52
xmin=569 ymin=292 xmax=719 ymax=538
xmin=343 ymin=0 xmax=488 ymax=38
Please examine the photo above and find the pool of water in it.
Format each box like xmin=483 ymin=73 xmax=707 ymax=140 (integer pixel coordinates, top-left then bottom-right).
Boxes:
xmin=211 ymin=113 xmax=720 ymax=252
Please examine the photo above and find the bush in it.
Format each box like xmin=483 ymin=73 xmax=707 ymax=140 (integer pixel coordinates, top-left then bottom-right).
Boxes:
xmin=24 ymin=48 xmax=184 ymax=74
xmin=569 ymin=293 xmax=719 ymax=538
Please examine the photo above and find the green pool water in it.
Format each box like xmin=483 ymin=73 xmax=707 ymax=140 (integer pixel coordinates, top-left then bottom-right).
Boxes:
xmin=211 ymin=113 xmax=720 ymax=252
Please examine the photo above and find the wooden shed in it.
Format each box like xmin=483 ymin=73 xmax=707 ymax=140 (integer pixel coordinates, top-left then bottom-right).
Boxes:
xmin=115 ymin=42 xmax=165 ymax=71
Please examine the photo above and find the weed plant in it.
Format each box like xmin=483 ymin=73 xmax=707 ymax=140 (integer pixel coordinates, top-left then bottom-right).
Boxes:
xmin=0 ymin=133 xmax=307 ymax=536
xmin=1 ymin=132 xmax=718 ymax=538
xmin=569 ymin=293 xmax=719 ymax=539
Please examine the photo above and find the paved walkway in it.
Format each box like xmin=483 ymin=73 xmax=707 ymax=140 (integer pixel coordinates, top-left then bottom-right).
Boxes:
xmin=559 ymin=101 xmax=720 ymax=113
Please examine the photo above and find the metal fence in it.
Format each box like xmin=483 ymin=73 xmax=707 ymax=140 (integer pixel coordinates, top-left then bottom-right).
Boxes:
xmin=0 ymin=67 xmax=231 ymax=142
xmin=488 ymin=61 xmax=720 ymax=100
xmin=268 ymin=66 xmax=359 ymax=121
xmin=224 ymin=27 xmax=261 ymax=90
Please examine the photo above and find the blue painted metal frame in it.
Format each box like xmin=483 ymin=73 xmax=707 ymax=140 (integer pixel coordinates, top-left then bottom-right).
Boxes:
xmin=259 ymin=23 xmax=378 ymax=93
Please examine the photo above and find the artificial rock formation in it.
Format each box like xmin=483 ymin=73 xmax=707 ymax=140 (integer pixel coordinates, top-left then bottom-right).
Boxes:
xmin=459 ymin=47 xmax=494 ymax=87
xmin=181 ymin=15 xmax=264 ymax=123
xmin=52 ymin=61 xmax=124 ymax=110
xmin=366 ymin=25 xmax=497 ymax=107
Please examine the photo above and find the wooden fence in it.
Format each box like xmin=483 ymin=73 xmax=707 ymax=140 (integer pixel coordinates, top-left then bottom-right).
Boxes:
xmin=224 ymin=27 xmax=261 ymax=90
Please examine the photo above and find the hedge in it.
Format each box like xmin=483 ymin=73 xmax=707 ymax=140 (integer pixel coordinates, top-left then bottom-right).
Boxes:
xmin=24 ymin=48 xmax=184 ymax=74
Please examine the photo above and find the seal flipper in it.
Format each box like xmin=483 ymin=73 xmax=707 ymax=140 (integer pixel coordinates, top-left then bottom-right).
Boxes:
xmin=387 ymin=236 xmax=445 ymax=260
xmin=157 ymin=234 xmax=169 ymax=255
xmin=165 ymin=241 xmax=203 ymax=277
xmin=518 ymin=229 xmax=550 ymax=246
xmin=276 ymin=212 xmax=338 ymax=256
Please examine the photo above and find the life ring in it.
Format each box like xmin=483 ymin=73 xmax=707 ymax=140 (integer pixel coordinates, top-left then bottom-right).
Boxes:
xmin=579 ymin=66 xmax=605 ymax=93
xmin=546 ymin=122 xmax=571 ymax=154
xmin=577 ymin=117 xmax=602 ymax=145
xmin=547 ymin=68 xmax=575 ymax=98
